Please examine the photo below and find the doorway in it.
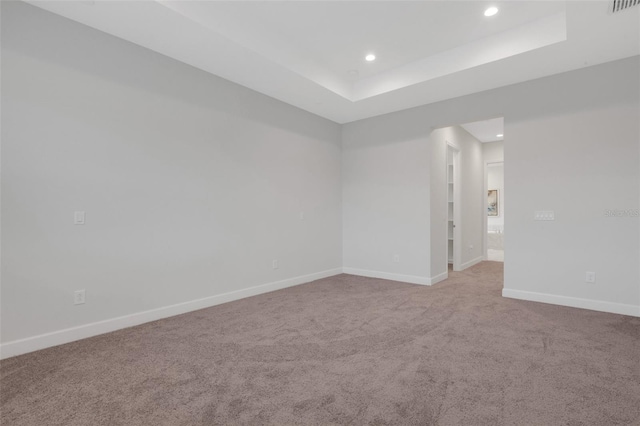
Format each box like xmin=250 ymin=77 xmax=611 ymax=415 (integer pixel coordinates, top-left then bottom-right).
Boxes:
xmin=485 ymin=162 xmax=504 ymax=262
xmin=429 ymin=117 xmax=504 ymax=285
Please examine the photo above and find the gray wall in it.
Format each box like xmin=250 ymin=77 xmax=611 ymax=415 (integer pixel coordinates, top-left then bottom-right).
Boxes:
xmin=1 ymin=1 xmax=342 ymax=345
xmin=342 ymin=113 xmax=431 ymax=283
xmin=504 ymin=100 xmax=638 ymax=308
xmin=483 ymin=141 xmax=504 ymax=164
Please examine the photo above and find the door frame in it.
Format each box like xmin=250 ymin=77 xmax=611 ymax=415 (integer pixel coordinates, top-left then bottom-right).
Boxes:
xmin=447 ymin=143 xmax=462 ymax=272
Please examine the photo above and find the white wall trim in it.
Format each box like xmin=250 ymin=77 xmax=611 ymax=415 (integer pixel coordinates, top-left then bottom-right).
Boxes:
xmin=459 ymin=256 xmax=484 ymax=271
xmin=0 ymin=268 xmax=343 ymax=360
xmin=503 ymin=288 xmax=640 ymax=317
xmin=343 ymin=267 xmax=431 ymax=286
xmin=430 ymin=271 xmax=449 ymax=285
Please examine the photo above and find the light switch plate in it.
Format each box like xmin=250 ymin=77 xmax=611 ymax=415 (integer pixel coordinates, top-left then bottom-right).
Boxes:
xmin=74 ymin=289 xmax=86 ymax=305
xmin=534 ymin=211 xmax=554 ymax=221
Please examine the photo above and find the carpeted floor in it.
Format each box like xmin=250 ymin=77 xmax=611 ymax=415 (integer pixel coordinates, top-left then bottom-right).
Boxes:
xmin=1 ymin=262 xmax=639 ymax=425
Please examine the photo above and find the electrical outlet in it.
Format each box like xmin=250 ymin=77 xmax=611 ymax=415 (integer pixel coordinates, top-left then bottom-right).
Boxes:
xmin=74 ymin=289 xmax=86 ymax=305
xmin=393 ymin=254 xmax=400 ymax=263
xmin=585 ymin=272 xmax=596 ymax=283
xmin=74 ymin=211 xmax=85 ymax=225
xmin=272 ymin=259 xmax=279 ymax=269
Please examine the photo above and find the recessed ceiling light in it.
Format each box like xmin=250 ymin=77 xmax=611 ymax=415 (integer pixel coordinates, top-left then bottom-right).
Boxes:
xmin=484 ymin=7 xmax=499 ymax=17
xmin=497 ymin=133 xmax=504 ymax=138
xmin=365 ymin=54 xmax=376 ymax=62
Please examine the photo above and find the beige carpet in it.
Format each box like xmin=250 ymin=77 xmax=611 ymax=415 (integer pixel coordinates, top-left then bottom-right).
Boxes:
xmin=2 ymin=262 xmax=639 ymax=425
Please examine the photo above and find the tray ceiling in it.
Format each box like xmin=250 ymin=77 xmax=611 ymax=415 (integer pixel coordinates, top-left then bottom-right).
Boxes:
xmin=26 ymin=1 xmax=640 ymax=123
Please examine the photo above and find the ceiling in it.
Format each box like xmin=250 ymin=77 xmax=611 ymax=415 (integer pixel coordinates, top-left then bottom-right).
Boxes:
xmin=461 ymin=117 xmax=504 ymax=143
xmin=27 ymin=1 xmax=640 ymax=124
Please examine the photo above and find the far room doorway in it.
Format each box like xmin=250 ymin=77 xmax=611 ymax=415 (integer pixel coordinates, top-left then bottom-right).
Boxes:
xmin=429 ymin=116 xmax=505 ymax=285
xmin=457 ymin=117 xmax=505 ymax=264
xmin=486 ymin=162 xmax=504 ymax=262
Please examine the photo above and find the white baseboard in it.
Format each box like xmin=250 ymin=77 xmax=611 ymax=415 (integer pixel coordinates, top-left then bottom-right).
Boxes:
xmin=0 ymin=268 xmax=343 ymax=360
xmin=429 ymin=271 xmax=449 ymax=285
xmin=342 ymin=267 xmax=430 ymax=286
xmin=459 ymin=256 xmax=484 ymax=271
xmin=502 ymin=288 xmax=640 ymax=317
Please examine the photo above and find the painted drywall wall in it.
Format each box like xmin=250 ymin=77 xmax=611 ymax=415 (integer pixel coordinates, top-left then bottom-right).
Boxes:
xmin=343 ymin=55 xmax=639 ymax=316
xmin=341 ymin=112 xmax=431 ymax=284
xmin=428 ymin=128 xmax=449 ymax=282
xmin=483 ymin=141 xmax=504 ymax=164
xmin=429 ymin=125 xmax=484 ymax=280
xmin=457 ymin=127 xmax=484 ymax=267
xmin=487 ymin=164 xmax=504 ymax=229
xmin=504 ymin=103 xmax=638 ymax=313
xmin=1 ymin=2 xmax=342 ymax=353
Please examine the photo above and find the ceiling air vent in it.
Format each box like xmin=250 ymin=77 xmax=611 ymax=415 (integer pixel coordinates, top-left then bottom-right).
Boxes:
xmin=611 ymin=0 xmax=639 ymax=13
